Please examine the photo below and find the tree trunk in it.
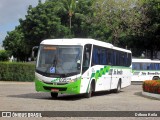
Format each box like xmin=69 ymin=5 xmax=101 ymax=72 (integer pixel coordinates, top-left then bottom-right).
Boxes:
xmin=69 ymin=16 xmax=72 ymax=29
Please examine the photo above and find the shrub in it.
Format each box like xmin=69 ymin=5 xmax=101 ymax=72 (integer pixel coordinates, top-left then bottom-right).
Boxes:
xmin=143 ymin=80 xmax=160 ymax=94
xmin=0 ymin=62 xmax=35 ymax=81
xmin=0 ymin=50 xmax=9 ymax=61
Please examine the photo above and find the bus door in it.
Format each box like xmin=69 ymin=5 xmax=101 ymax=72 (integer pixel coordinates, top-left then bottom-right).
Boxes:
xmin=81 ymin=44 xmax=92 ymax=92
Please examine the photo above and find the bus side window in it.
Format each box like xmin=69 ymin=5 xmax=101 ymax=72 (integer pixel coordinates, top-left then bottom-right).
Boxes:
xmin=116 ymin=51 xmax=120 ymax=66
xmin=82 ymin=44 xmax=92 ymax=73
xmin=92 ymin=46 xmax=107 ymax=66
xmin=158 ymin=63 xmax=160 ymax=70
xmin=100 ymin=48 xmax=107 ymax=65
xmin=132 ymin=63 xmax=136 ymax=70
xmin=113 ymin=50 xmax=116 ymax=66
xmin=150 ymin=63 xmax=153 ymax=70
xmin=92 ymin=46 xmax=98 ymax=65
xmin=124 ymin=53 xmax=127 ymax=67
xmin=107 ymin=50 xmax=112 ymax=65
xmin=92 ymin=46 xmax=102 ymax=65
xmin=154 ymin=63 xmax=160 ymax=70
xmin=126 ymin=53 xmax=131 ymax=67
xmin=133 ymin=63 xmax=140 ymax=70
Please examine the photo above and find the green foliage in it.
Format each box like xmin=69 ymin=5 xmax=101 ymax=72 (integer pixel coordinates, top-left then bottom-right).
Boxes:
xmin=91 ymin=0 xmax=146 ymax=46
xmin=3 ymin=27 xmax=29 ymax=61
xmin=2 ymin=0 xmax=160 ymax=60
xmin=0 ymin=62 xmax=35 ymax=81
xmin=72 ymin=0 xmax=95 ymax=38
xmin=62 ymin=0 xmax=77 ymax=29
xmin=20 ymin=1 xmax=71 ymax=47
xmin=140 ymin=0 xmax=160 ymax=58
xmin=0 ymin=50 xmax=9 ymax=61
xmin=124 ymin=0 xmax=160 ymax=58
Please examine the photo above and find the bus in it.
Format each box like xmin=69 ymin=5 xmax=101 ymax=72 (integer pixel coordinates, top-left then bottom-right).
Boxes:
xmin=35 ymin=38 xmax=132 ymax=98
xmin=132 ymin=58 xmax=160 ymax=82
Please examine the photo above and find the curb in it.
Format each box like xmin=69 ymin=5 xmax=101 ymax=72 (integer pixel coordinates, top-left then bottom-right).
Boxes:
xmin=131 ymin=81 xmax=143 ymax=85
xmin=142 ymin=91 xmax=160 ymax=100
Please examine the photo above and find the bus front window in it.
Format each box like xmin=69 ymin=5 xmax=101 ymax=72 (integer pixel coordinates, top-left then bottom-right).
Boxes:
xmin=36 ymin=45 xmax=82 ymax=77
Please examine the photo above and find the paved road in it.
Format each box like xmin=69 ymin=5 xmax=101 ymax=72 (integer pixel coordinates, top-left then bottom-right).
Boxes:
xmin=0 ymin=81 xmax=160 ymax=120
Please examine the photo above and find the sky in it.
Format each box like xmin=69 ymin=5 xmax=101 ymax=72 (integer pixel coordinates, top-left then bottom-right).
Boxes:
xmin=0 ymin=0 xmax=46 ymax=47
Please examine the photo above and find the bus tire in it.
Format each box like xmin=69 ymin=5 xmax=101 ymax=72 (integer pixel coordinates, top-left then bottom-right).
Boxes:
xmin=85 ymin=81 xmax=95 ymax=98
xmin=113 ymin=80 xmax=121 ymax=93
xmin=85 ymin=84 xmax=92 ymax=98
xmin=51 ymin=92 xmax=58 ymax=98
xmin=152 ymin=76 xmax=159 ymax=80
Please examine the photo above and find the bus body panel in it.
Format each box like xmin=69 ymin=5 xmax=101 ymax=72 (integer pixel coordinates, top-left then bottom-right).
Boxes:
xmin=35 ymin=72 xmax=82 ymax=94
xmin=132 ymin=59 xmax=160 ymax=81
xmin=35 ymin=65 xmax=131 ymax=94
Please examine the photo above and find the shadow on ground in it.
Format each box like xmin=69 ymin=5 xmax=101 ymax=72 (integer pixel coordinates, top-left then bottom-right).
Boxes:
xmin=134 ymin=91 xmax=160 ymax=101
xmin=7 ymin=90 xmax=122 ymax=101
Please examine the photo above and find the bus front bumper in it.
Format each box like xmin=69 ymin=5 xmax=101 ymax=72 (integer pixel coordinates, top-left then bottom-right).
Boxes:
xmin=35 ymin=79 xmax=81 ymax=94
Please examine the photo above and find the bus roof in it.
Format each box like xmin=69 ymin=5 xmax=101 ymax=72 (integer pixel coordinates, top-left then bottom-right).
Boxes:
xmin=132 ymin=58 xmax=160 ymax=63
xmin=40 ymin=38 xmax=131 ymax=53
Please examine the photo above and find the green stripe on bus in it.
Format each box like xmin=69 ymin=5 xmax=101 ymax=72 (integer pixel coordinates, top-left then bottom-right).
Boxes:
xmin=93 ymin=66 xmax=110 ymax=80
xmin=86 ymin=66 xmax=111 ymax=92
xmin=86 ymin=65 xmax=131 ymax=92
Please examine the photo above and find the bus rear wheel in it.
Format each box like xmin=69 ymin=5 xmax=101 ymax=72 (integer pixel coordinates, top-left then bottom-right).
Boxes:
xmin=152 ymin=76 xmax=159 ymax=80
xmin=113 ymin=80 xmax=121 ymax=93
xmin=51 ymin=92 xmax=58 ymax=98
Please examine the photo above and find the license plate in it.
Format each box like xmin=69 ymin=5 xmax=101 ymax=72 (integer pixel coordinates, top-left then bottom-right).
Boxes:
xmin=51 ymin=88 xmax=59 ymax=92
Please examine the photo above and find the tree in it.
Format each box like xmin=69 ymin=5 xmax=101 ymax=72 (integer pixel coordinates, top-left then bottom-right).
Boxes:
xmin=19 ymin=1 xmax=71 ymax=48
xmin=3 ymin=26 xmax=30 ymax=61
xmin=0 ymin=50 xmax=9 ymax=61
xmin=141 ymin=0 xmax=160 ymax=59
xmin=91 ymin=0 xmax=146 ymax=46
xmin=3 ymin=26 xmax=29 ymax=61
xmin=71 ymin=0 xmax=95 ymax=38
xmin=62 ymin=0 xmax=77 ymax=29
xmin=126 ymin=0 xmax=160 ymax=58
xmin=3 ymin=0 xmax=94 ymax=61
xmin=3 ymin=0 xmax=159 ymax=60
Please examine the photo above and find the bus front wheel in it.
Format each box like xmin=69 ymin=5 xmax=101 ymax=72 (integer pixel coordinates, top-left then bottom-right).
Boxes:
xmin=51 ymin=92 xmax=58 ymax=98
xmin=85 ymin=84 xmax=93 ymax=98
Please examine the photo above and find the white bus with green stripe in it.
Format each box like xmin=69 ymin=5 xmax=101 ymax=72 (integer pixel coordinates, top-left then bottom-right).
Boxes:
xmin=132 ymin=58 xmax=160 ymax=81
xmin=35 ymin=38 xmax=132 ymax=98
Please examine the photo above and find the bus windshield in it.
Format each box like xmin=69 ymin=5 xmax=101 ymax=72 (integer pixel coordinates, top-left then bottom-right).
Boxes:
xmin=36 ymin=45 xmax=82 ymax=77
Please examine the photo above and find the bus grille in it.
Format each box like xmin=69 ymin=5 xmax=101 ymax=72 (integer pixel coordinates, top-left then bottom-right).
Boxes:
xmin=44 ymin=82 xmax=68 ymax=85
